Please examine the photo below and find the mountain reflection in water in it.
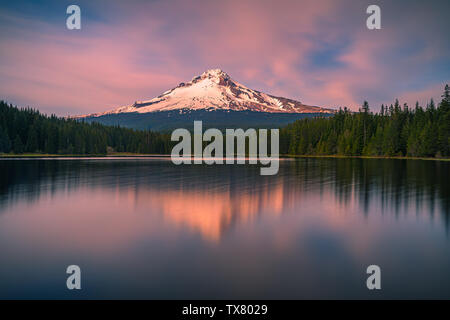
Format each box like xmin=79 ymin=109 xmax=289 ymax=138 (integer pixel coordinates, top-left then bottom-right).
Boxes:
xmin=0 ymin=158 xmax=448 ymax=299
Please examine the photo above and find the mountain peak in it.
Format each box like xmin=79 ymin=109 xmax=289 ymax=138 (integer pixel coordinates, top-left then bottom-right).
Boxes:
xmin=73 ymin=70 xmax=336 ymax=118
xmin=191 ymin=68 xmax=231 ymax=85
xmin=200 ymin=68 xmax=229 ymax=79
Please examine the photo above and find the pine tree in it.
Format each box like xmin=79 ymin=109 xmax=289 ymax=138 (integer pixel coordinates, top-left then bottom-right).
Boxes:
xmin=26 ymin=126 xmax=39 ymax=152
xmin=442 ymin=84 xmax=450 ymax=102
xmin=13 ymin=135 xmax=24 ymax=154
xmin=0 ymin=127 xmax=11 ymax=153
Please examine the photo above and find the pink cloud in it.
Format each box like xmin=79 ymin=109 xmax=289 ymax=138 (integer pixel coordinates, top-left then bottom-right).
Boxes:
xmin=0 ymin=0 xmax=447 ymax=115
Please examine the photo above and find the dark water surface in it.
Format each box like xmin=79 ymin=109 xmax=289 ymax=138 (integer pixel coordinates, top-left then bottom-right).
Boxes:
xmin=0 ymin=158 xmax=449 ymax=299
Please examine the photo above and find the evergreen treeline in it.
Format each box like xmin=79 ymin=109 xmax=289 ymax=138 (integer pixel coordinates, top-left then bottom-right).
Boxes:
xmin=280 ymin=85 xmax=450 ymax=158
xmin=1 ymin=85 xmax=449 ymax=158
xmin=0 ymin=101 xmax=172 ymax=154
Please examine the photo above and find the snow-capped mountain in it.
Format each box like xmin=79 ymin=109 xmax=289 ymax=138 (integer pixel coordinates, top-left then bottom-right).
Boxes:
xmin=74 ymin=69 xmax=334 ymax=119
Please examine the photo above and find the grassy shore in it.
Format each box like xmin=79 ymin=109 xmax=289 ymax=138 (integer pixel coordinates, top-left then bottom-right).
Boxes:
xmin=1 ymin=152 xmax=449 ymax=161
xmin=0 ymin=152 xmax=167 ymax=158
xmin=283 ymin=154 xmax=450 ymax=161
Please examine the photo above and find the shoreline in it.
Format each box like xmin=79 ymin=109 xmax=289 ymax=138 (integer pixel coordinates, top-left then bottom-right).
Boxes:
xmin=0 ymin=153 xmax=449 ymax=161
xmin=283 ymin=154 xmax=450 ymax=161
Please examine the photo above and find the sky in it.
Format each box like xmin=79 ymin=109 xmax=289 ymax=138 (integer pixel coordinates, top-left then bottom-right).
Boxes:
xmin=0 ymin=0 xmax=448 ymax=116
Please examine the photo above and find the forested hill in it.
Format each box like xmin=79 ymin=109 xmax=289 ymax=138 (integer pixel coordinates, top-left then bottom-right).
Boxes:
xmin=1 ymin=85 xmax=449 ymax=158
xmin=280 ymin=85 xmax=450 ymax=158
xmin=0 ymin=101 xmax=172 ymax=154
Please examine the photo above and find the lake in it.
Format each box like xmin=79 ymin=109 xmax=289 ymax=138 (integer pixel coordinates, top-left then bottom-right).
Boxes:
xmin=0 ymin=158 xmax=449 ymax=299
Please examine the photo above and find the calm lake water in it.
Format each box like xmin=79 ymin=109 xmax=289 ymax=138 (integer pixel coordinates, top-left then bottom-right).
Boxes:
xmin=0 ymin=158 xmax=449 ymax=299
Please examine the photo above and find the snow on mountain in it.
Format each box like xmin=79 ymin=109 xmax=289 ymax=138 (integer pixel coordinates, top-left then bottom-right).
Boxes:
xmin=73 ymin=69 xmax=335 ymax=118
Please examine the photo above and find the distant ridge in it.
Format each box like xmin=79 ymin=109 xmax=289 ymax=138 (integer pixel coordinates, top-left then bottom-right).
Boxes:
xmin=73 ymin=69 xmax=335 ymax=119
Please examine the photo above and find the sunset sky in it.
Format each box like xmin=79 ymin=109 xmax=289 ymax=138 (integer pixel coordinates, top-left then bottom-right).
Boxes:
xmin=0 ymin=0 xmax=448 ymax=116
